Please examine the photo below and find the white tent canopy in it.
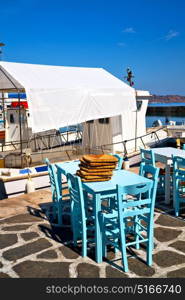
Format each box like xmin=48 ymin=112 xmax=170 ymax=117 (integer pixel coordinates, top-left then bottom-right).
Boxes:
xmin=0 ymin=61 xmax=136 ymax=133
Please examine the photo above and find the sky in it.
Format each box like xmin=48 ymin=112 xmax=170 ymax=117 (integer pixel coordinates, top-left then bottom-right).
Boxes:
xmin=0 ymin=0 xmax=185 ymax=95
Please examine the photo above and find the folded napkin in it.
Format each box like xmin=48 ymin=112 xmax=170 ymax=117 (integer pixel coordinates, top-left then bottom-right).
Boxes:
xmin=80 ymin=162 xmax=116 ymax=170
xmin=82 ymin=154 xmax=118 ymax=163
xmin=81 ymin=177 xmax=111 ymax=182
xmin=76 ymin=170 xmax=111 ymax=182
xmin=80 ymin=165 xmax=114 ymax=173
xmin=80 ymin=158 xmax=116 ymax=167
xmin=79 ymin=169 xmax=113 ymax=176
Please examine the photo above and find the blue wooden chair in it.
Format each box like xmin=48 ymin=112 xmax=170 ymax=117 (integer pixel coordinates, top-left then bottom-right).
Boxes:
xmin=135 ymin=164 xmax=159 ymax=249
xmin=67 ymin=173 xmax=95 ymax=257
xmin=139 ymin=148 xmax=155 ymax=175
xmin=173 ymin=156 xmax=185 ymax=216
xmin=45 ymin=158 xmax=71 ymax=226
xmin=101 ymin=181 xmax=154 ymax=272
xmin=109 ymin=153 xmax=123 ymax=170
xmin=139 ymin=148 xmax=166 ymax=194
xmin=114 ymin=154 xmax=123 ymax=170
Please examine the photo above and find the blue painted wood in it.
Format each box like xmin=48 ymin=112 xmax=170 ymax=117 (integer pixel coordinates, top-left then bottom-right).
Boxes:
xmin=45 ymin=158 xmax=71 ymax=226
xmin=56 ymin=160 xmax=80 ymax=176
xmin=139 ymin=148 xmax=165 ymax=195
xmin=67 ymin=173 xmax=94 ymax=257
xmin=109 ymin=153 xmax=123 ymax=170
xmin=173 ymin=156 xmax=185 ymax=216
xmin=101 ymin=181 xmax=154 ymax=272
xmin=139 ymin=148 xmax=155 ymax=176
xmin=135 ymin=164 xmax=159 ymax=249
xmin=56 ymin=161 xmax=152 ymax=264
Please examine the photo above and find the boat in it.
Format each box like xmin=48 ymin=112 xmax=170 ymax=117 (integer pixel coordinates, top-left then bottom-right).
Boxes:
xmin=0 ymin=61 xmax=170 ymax=197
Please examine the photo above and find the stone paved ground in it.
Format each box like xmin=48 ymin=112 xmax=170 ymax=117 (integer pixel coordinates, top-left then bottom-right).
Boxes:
xmin=0 ymin=191 xmax=185 ymax=278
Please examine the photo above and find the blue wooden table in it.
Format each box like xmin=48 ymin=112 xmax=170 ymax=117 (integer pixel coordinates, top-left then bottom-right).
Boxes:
xmin=56 ymin=160 xmax=152 ymax=263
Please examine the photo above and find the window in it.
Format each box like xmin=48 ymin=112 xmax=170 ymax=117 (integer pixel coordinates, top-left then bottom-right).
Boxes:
xmin=10 ymin=114 xmax=15 ymax=124
xmin=99 ymin=118 xmax=109 ymax=124
xmin=136 ymin=101 xmax=142 ymax=111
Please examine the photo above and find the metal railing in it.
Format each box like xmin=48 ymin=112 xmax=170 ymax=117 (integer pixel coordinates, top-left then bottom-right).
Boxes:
xmin=0 ymin=129 xmax=83 ymax=153
xmin=97 ymin=126 xmax=166 ymax=157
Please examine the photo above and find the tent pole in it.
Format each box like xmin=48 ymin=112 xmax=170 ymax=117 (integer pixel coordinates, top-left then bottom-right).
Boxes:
xmin=18 ymin=91 xmax=23 ymax=168
xmin=2 ymin=91 xmax=5 ymax=128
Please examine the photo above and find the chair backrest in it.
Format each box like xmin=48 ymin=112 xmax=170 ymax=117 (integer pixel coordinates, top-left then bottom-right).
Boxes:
xmin=45 ymin=158 xmax=61 ymax=202
xmin=139 ymin=148 xmax=155 ymax=175
xmin=117 ymin=181 xmax=153 ymax=220
xmin=173 ymin=156 xmax=185 ymax=180
xmin=67 ymin=173 xmax=86 ymax=222
xmin=139 ymin=164 xmax=159 ymax=209
xmin=109 ymin=153 xmax=123 ymax=170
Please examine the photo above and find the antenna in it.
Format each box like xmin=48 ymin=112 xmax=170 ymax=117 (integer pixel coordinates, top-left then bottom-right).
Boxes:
xmin=0 ymin=42 xmax=5 ymax=60
xmin=124 ymin=67 xmax=134 ymax=86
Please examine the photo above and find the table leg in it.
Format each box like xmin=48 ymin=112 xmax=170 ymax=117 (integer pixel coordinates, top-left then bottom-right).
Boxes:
xmin=57 ymin=169 xmax=62 ymax=192
xmin=165 ymin=164 xmax=171 ymax=204
xmin=57 ymin=169 xmax=63 ymax=226
xmin=94 ymin=193 xmax=102 ymax=263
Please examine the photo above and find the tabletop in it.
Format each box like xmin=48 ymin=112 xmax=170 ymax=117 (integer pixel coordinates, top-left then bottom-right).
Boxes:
xmin=56 ymin=160 xmax=152 ymax=194
xmin=56 ymin=160 xmax=80 ymax=175
xmin=82 ymin=169 xmax=152 ymax=194
xmin=152 ymin=147 xmax=185 ymax=159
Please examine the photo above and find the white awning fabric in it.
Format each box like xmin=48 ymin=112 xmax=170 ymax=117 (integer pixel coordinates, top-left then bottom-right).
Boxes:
xmin=0 ymin=61 xmax=136 ymax=132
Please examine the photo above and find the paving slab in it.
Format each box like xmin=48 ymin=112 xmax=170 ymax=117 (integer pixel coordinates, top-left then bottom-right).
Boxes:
xmin=13 ymin=261 xmax=71 ymax=278
xmin=0 ymin=234 xmax=18 ymax=249
xmin=37 ymin=249 xmax=58 ymax=259
xmin=3 ymin=238 xmax=52 ymax=261
xmin=153 ymin=250 xmax=185 ymax=267
xmin=21 ymin=232 xmax=39 ymax=241
xmin=154 ymin=227 xmax=182 ymax=242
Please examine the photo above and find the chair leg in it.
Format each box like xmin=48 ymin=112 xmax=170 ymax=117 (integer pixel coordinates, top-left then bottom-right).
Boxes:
xmin=101 ymin=219 xmax=106 ymax=258
xmin=174 ymin=186 xmax=180 ymax=217
xmin=134 ymin=216 xmax=140 ymax=250
xmin=146 ymin=221 xmax=153 ymax=266
xmin=120 ymin=225 xmax=129 ymax=272
xmin=57 ymin=203 xmax=63 ymax=226
xmin=82 ymin=229 xmax=87 ymax=257
xmin=102 ymin=238 xmax=107 ymax=258
xmin=175 ymin=199 xmax=179 ymax=217
xmin=71 ymin=209 xmax=78 ymax=247
xmin=114 ymin=238 xmax=119 ymax=253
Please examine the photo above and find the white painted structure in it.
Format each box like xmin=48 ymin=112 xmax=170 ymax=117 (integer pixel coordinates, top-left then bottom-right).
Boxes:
xmin=0 ymin=61 xmax=136 ymax=133
xmin=82 ymin=90 xmax=151 ymax=154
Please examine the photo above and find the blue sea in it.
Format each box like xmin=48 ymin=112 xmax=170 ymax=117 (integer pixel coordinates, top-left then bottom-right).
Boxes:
xmin=148 ymin=102 xmax=185 ymax=107
xmin=146 ymin=102 xmax=185 ymax=127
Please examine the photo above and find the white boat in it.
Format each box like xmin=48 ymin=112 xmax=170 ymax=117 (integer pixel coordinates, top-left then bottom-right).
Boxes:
xmin=0 ymin=61 xmax=170 ymax=197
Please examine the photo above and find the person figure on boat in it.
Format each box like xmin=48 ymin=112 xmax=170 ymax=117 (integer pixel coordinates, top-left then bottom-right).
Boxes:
xmin=125 ymin=68 xmax=134 ymax=87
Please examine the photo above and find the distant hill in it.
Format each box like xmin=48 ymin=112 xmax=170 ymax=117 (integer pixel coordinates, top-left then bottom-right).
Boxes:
xmin=149 ymin=95 xmax=185 ymax=103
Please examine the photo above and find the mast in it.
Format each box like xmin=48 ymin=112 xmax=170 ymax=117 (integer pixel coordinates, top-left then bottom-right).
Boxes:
xmin=124 ymin=68 xmax=137 ymax=151
xmin=0 ymin=43 xmax=5 ymax=129
xmin=0 ymin=42 xmax=5 ymax=61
